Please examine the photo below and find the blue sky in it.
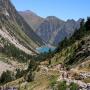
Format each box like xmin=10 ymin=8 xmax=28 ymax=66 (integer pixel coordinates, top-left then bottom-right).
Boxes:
xmin=11 ymin=0 xmax=90 ymax=20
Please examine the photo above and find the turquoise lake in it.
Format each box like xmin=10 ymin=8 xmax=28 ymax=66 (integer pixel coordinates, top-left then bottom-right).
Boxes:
xmin=36 ymin=46 xmax=55 ymax=53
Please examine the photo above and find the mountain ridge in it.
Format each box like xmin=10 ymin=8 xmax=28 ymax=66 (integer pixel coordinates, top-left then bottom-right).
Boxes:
xmin=0 ymin=0 xmax=44 ymax=55
xmin=19 ymin=10 xmax=44 ymax=31
xmin=20 ymin=10 xmax=82 ymax=46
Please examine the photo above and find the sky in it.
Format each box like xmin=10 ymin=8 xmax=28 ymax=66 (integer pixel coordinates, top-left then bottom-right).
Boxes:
xmin=11 ymin=0 xmax=90 ymax=20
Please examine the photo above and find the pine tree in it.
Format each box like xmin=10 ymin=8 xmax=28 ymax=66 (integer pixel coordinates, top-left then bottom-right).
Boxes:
xmin=85 ymin=17 xmax=90 ymax=30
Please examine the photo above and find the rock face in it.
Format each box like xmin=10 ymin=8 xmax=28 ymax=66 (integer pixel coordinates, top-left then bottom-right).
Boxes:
xmin=19 ymin=10 xmax=44 ymax=31
xmin=20 ymin=11 xmax=81 ymax=46
xmin=36 ymin=16 xmax=65 ymax=45
xmin=52 ymin=19 xmax=81 ymax=45
xmin=36 ymin=17 xmax=81 ymax=45
xmin=0 ymin=0 xmax=44 ymax=54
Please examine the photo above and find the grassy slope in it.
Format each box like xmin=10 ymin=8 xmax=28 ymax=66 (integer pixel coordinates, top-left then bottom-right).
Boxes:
xmin=1 ymin=33 xmax=90 ymax=90
xmin=3 ymin=18 xmax=38 ymax=51
xmin=3 ymin=68 xmax=60 ymax=90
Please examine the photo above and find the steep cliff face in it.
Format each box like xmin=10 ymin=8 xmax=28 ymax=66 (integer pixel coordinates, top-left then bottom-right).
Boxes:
xmin=53 ymin=19 xmax=81 ymax=45
xmin=36 ymin=16 xmax=65 ymax=44
xmin=0 ymin=0 xmax=44 ymax=54
xmin=36 ymin=17 xmax=81 ymax=45
xmin=20 ymin=10 xmax=81 ymax=46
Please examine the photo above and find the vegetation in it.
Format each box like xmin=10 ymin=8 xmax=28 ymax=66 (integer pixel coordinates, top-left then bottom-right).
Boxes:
xmin=15 ymin=69 xmax=26 ymax=79
xmin=28 ymin=60 xmax=38 ymax=71
xmin=55 ymin=81 xmax=79 ymax=90
xmin=56 ymin=19 xmax=86 ymax=52
xmin=32 ymin=50 xmax=54 ymax=62
xmin=0 ymin=16 xmax=90 ymax=88
xmin=0 ymin=70 xmax=14 ymax=84
xmin=83 ymin=78 xmax=90 ymax=83
xmin=55 ymin=18 xmax=90 ymax=66
xmin=70 ymin=82 xmax=79 ymax=90
xmin=0 ymin=59 xmax=38 ymax=84
xmin=25 ymin=71 xmax=35 ymax=82
xmin=3 ymin=43 xmax=31 ymax=62
xmin=85 ymin=17 xmax=90 ymax=30
xmin=57 ymin=81 xmax=67 ymax=90
xmin=56 ymin=17 xmax=90 ymax=52
xmin=0 ymin=35 xmax=32 ymax=63
xmin=49 ymin=75 xmax=57 ymax=87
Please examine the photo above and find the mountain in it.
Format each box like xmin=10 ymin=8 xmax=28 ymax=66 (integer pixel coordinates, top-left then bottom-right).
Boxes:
xmin=51 ymin=19 xmax=90 ymax=69
xmin=0 ymin=0 xmax=44 ymax=55
xmin=19 ymin=10 xmax=44 ymax=31
xmin=0 ymin=0 xmax=47 ymax=84
xmin=52 ymin=19 xmax=82 ymax=45
xmin=36 ymin=17 xmax=81 ymax=45
xmin=1 ymin=17 xmax=90 ymax=90
xmin=35 ymin=16 xmax=65 ymax=45
xmin=0 ymin=0 xmax=90 ymax=89
xmin=0 ymin=1 xmax=89 ymax=88
xmin=20 ymin=11 xmax=81 ymax=46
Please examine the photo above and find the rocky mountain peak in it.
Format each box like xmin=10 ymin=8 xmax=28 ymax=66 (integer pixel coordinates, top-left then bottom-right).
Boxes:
xmin=45 ymin=16 xmax=64 ymax=23
xmin=19 ymin=9 xmax=82 ymax=46
xmin=19 ymin=10 xmax=38 ymax=17
xmin=36 ymin=17 xmax=81 ymax=45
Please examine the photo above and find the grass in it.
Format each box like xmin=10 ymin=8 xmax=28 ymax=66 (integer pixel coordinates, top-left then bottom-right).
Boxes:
xmin=51 ymin=42 xmax=79 ymax=66
xmin=22 ymin=73 xmax=49 ymax=90
xmin=10 ymin=21 xmax=38 ymax=48
xmin=4 ymin=19 xmax=38 ymax=52
xmin=49 ymin=75 xmax=58 ymax=87
xmin=2 ymin=67 xmax=60 ymax=90
xmin=83 ymin=78 xmax=90 ymax=83
xmin=0 ymin=53 xmax=10 ymax=62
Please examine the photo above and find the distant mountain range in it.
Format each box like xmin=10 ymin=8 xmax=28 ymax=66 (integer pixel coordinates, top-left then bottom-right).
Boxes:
xmin=19 ymin=10 xmax=82 ymax=46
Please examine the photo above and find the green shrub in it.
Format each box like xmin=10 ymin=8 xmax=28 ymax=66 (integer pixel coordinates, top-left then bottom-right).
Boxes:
xmin=49 ymin=75 xmax=57 ymax=87
xmin=15 ymin=69 xmax=26 ymax=79
xmin=28 ymin=60 xmax=38 ymax=71
xmin=70 ymin=82 xmax=79 ymax=90
xmin=25 ymin=71 xmax=35 ymax=82
xmin=0 ymin=70 xmax=14 ymax=84
xmin=57 ymin=81 xmax=67 ymax=90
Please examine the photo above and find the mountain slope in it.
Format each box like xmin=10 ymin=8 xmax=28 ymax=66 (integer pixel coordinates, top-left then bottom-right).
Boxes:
xmin=36 ymin=16 xmax=65 ymax=45
xmin=53 ymin=19 xmax=81 ymax=45
xmin=51 ymin=19 xmax=90 ymax=68
xmin=0 ymin=0 xmax=44 ymax=55
xmin=36 ymin=17 xmax=81 ymax=45
xmin=0 ymin=17 xmax=90 ymax=90
xmin=20 ymin=11 xmax=81 ymax=46
xmin=19 ymin=10 xmax=44 ymax=31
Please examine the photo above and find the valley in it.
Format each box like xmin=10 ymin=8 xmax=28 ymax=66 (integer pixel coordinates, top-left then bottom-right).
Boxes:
xmin=1 ymin=60 xmax=90 ymax=90
xmin=20 ymin=11 xmax=81 ymax=46
xmin=0 ymin=0 xmax=89 ymax=90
